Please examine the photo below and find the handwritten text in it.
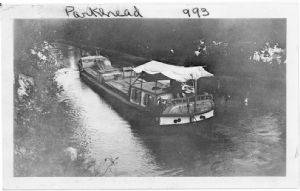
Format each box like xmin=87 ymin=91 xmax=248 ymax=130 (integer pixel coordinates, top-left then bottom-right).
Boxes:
xmin=65 ymin=6 xmax=143 ymax=18
xmin=183 ymin=7 xmax=209 ymax=18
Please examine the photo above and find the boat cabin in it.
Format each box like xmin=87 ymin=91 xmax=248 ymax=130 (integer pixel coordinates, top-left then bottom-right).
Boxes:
xmin=129 ymin=61 xmax=213 ymax=107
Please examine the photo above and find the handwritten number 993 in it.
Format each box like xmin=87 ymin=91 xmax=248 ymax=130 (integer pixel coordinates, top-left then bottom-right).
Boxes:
xmin=183 ymin=8 xmax=209 ymax=18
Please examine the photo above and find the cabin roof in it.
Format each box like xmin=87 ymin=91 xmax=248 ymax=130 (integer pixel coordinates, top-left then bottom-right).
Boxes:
xmin=133 ymin=60 xmax=213 ymax=82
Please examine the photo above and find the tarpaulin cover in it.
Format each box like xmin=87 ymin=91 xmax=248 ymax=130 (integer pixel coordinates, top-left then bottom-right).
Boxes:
xmin=133 ymin=60 xmax=213 ymax=82
xmin=80 ymin=55 xmax=111 ymax=69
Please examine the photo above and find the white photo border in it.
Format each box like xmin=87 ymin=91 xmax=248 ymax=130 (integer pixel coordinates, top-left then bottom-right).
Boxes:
xmin=1 ymin=2 xmax=299 ymax=189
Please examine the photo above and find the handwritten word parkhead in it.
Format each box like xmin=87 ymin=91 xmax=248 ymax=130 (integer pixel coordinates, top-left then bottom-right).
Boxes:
xmin=65 ymin=6 xmax=143 ymax=18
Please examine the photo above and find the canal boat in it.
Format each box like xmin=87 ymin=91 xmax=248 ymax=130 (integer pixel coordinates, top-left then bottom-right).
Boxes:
xmin=78 ymin=55 xmax=215 ymax=126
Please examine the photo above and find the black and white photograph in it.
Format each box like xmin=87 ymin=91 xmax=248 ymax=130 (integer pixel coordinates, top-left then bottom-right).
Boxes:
xmin=1 ymin=2 xmax=299 ymax=189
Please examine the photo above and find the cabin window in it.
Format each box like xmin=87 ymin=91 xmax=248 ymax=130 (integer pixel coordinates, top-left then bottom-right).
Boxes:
xmin=143 ymin=94 xmax=153 ymax=106
xmin=131 ymin=88 xmax=141 ymax=104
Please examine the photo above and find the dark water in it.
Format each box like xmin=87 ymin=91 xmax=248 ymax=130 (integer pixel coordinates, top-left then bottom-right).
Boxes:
xmin=52 ymin=44 xmax=285 ymax=176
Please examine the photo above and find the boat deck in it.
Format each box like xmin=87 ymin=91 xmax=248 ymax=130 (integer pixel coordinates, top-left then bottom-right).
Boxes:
xmin=105 ymin=78 xmax=131 ymax=95
xmin=105 ymin=78 xmax=170 ymax=96
xmin=84 ymin=67 xmax=170 ymax=96
xmin=131 ymin=81 xmax=169 ymax=95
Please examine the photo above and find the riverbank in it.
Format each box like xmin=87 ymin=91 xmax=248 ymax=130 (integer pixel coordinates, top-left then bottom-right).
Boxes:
xmin=14 ymin=42 xmax=114 ymax=176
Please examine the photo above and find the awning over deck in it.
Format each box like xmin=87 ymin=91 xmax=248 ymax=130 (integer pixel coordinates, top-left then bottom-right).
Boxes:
xmin=133 ymin=60 xmax=213 ymax=82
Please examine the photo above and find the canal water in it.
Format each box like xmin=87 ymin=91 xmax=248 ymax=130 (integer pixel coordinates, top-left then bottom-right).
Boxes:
xmin=50 ymin=44 xmax=285 ymax=176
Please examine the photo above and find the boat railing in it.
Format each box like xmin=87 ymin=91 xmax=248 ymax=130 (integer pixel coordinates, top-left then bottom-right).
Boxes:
xmin=167 ymin=94 xmax=213 ymax=106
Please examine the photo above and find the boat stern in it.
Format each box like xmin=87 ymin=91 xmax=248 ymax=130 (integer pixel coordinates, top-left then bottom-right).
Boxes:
xmin=159 ymin=109 xmax=214 ymax=126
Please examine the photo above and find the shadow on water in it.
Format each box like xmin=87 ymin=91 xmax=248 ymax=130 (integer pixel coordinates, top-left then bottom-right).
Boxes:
xmin=129 ymin=120 xmax=236 ymax=176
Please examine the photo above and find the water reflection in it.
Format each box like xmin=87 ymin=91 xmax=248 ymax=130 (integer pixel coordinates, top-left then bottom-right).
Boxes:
xmin=55 ymin=47 xmax=164 ymax=176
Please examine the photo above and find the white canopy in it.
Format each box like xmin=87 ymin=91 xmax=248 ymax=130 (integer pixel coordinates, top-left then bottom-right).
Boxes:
xmin=133 ymin=60 xmax=213 ymax=82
